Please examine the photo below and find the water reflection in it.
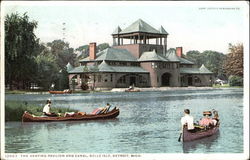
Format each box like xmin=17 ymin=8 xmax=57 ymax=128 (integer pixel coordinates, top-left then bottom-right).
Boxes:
xmin=21 ymin=118 xmax=120 ymax=129
xmin=182 ymin=131 xmax=220 ymax=153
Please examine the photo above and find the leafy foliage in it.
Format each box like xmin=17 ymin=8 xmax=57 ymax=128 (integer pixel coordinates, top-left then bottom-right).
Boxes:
xmin=185 ymin=50 xmax=202 ymax=65
xmin=46 ymin=40 xmax=77 ymax=90
xmin=47 ymin=40 xmax=76 ymax=69
xmin=5 ymin=12 xmax=77 ymax=90
xmin=223 ymin=43 xmax=243 ymax=77
xmin=228 ymin=75 xmax=243 ymax=86
xmin=5 ymin=101 xmax=78 ymax=121
xmin=5 ymin=12 xmax=39 ymax=90
xmin=34 ymin=45 xmax=60 ymax=90
xmin=185 ymin=50 xmax=226 ymax=79
xmin=97 ymin=43 xmax=110 ymax=52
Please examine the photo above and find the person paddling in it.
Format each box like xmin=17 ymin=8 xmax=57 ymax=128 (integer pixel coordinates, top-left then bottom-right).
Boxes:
xmin=43 ymin=99 xmax=57 ymax=117
xmin=181 ymin=109 xmax=195 ymax=131
xmin=179 ymin=109 xmax=195 ymax=141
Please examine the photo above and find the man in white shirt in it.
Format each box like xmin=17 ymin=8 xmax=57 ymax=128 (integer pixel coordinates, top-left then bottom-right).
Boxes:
xmin=43 ymin=99 xmax=57 ymax=117
xmin=181 ymin=109 xmax=195 ymax=132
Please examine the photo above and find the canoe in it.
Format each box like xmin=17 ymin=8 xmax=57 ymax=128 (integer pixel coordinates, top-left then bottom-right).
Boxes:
xmin=125 ymin=89 xmax=140 ymax=92
xmin=22 ymin=108 xmax=120 ymax=122
xmin=182 ymin=123 xmax=219 ymax=142
xmin=48 ymin=90 xmax=72 ymax=94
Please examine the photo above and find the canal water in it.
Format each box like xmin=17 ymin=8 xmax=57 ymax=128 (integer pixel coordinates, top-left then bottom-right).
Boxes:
xmin=5 ymin=88 xmax=243 ymax=153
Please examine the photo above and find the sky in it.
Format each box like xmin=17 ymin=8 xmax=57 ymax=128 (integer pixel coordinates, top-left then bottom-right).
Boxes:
xmin=2 ymin=1 xmax=249 ymax=54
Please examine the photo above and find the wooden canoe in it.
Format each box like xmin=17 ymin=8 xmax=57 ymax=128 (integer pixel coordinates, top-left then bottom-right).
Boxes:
xmin=182 ymin=124 xmax=219 ymax=142
xmin=22 ymin=108 xmax=119 ymax=122
xmin=48 ymin=90 xmax=72 ymax=94
xmin=125 ymin=89 xmax=140 ymax=92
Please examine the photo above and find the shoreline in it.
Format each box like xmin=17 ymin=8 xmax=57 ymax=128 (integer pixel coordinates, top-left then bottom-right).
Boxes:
xmin=4 ymin=86 xmax=243 ymax=94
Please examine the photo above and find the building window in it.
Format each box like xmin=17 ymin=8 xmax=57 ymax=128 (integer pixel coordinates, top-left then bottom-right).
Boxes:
xmin=98 ymin=75 xmax=102 ymax=82
xmin=111 ymin=74 xmax=113 ymax=82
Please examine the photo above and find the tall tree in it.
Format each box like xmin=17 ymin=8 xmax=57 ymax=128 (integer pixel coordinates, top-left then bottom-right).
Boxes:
xmin=223 ymin=43 xmax=243 ymax=77
xmin=47 ymin=40 xmax=75 ymax=89
xmin=186 ymin=50 xmax=226 ymax=78
xmin=186 ymin=50 xmax=202 ymax=65
xmin=202 ymin=50 xmax=226 ymax=79
xmin=5 ymin=12 xmax=39 ymax=89
xmin=34 ymin=46 xmax=60 ymax=90
xmin=47 ymin=40 xmax=75 ymax=68
xmin=97 ymin=43 xmax=110 ymax=52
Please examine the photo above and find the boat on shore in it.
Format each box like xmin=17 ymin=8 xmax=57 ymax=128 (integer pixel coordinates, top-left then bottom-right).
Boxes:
xmin=125 ymin=88 xmax=140 ymax=92
xmin=48 ymin=90 xmax=72 ymax=94
xmin=22 ymin=108 xmax=120 ymax=122
xmin=182 ymin=124 xmax=220 ymax=142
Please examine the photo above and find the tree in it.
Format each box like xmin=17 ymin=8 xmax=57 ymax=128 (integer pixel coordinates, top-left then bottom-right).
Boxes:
xmin=223 ymin=43 xmax=243 ymax=77
xmin=201 ymin=50 xmax=226 ymax=79
xmin=185 ymin=50 xmax=226 ymax=78
xmin=47 ymin=40 xmax=76 ymax=89
xmin=97 ymin=43 xmax=110 ymax=52
xmin=34 ymin=45 xmax=60 ymax=90
xmin=76 ymin=45 xmax=89 ymax=52
xmin=47 ymin=40 xmax=75 ymax=68
xmin=185 ymin=50 xmax=202 ymax=65
xmin=5 ymin=12 xmax=39 ymax=90
xmin=228 ymin=75 xmax=243 ymax=86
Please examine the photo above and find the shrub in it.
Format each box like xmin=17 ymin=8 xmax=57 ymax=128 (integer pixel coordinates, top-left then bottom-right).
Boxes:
xmin=5 ymin=101 xmax=78 ymax=121
xmin=228 ymin=75 xmax=243 ymax=86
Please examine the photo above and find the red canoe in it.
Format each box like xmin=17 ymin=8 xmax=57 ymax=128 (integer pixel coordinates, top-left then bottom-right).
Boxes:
xmin=125 ymin=89 xmax=140 ymax=92
xmin=48 ymin=90 xmax=72 ymax=94
xmin=22 ymin=108 xmax=120 ymax=122
xmin=182 ymin=124 xmax=220 ymax=142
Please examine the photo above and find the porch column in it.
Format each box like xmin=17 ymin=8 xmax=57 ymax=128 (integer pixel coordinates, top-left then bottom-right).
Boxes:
xmin=77 ymin=74 xmax=81 ymax=86
xmin=118 ymin=35 xmax=120 ymax=45
xmin=163 ymin=37 xmax=167 ymax=55
xmin=113 ymin=37 xmax=116 ymax=46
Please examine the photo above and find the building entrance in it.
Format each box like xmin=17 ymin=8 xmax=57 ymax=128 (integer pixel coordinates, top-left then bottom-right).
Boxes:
xmin=188 ymin=76 xmax=193 ymax=86
xmin=161 ymin=73 xmax=171 ymax=86
xmin=130 ymin=76 xmax=136 ymax=86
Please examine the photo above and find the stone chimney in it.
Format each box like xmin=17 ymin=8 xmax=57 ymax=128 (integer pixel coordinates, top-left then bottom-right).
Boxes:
xmin=89 ymin=42 xmax=97 ymax=60
xmin=176 ymin=47 xmax=182 ymax=57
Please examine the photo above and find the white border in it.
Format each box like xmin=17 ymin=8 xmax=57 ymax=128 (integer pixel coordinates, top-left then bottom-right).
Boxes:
xmin=1 ymin=1 xmax=249 ymax=160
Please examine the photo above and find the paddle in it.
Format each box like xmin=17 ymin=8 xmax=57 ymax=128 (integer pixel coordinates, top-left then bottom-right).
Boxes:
xmin=178 ymin=133 xmax=182 ymax=142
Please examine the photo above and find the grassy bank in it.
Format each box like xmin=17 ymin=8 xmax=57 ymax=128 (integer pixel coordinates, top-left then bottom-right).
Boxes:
xmin=212 ymin=84 xmax=243 ymax=88
xmin=5 ymin=101 xmax=78 ymax=121
xmin=5 ymin=89 xmax=47 ymax=94
xmin=5 ymin=89 xmax=96 ymax=94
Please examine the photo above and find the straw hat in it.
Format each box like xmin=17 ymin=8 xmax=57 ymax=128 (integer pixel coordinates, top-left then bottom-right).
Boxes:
xmin=203 ymin=111 xmax=212 ymax=116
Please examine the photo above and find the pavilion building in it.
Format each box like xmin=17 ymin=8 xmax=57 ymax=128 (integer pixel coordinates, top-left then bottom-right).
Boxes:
xmin=67 ymin=19 xmax=213 ymax=90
